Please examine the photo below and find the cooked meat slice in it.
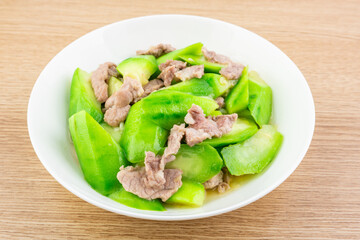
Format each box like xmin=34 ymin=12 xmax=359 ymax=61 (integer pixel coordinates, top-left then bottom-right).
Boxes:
xmin=161 ymin=124 xmax=186 ymax=165
xmin=159 ymin=60 xmax=187 ymax=71
xmin=174 ymin=65 xmax=204 ymax=81
xmin=117 ymin=166 xmax=145 ymax=192
xmin=218 ymin=168 xmax=231 ymax=193
xmin=144 ymin=124 xmax=185 ymax=187
xmin=103 ymin=105 xmax=130 ymax=127
xmin=219 ymin=62 xmax=245 ymax=80
xmin=103 ymin=76 xmax=144 ymax=126
xmin=104 ymin=89 xmax=132 ymax=110
xmin=134 ymin=79 xmax=164 ymax=102
xmin=184 ymin=104 xmax=237 ymax=146
xmin=118 ymin=166 xmax=144 ymax=198
xmin=217 ymin=182 xmax=230 ymax=193
xmin=185 ymin=104 xmax=222 ymax=137
xmin=117 ymin=166 xmax=182 ymax=202
xmin=184 ymin=128 xmax=211 ymax=147
xmin=222 ymin=167 xmax=231 ymax=185
xmin=136 ymin=44 xmax=176 ymax=58
xmin=202 ymin=47 xmax=244 ymax=80
xmin=91 ymin=62 xmax=119 ymax=103
xmin=213 ymin=114 xmax=238 ymax=135
xmin=144 ymin=151 xmax=165 ymax=187
xmin=158 ymin=65 xmax=177 ymax=87
xmin=118 ymin=123 xmax=185 ymax=200
xmin=203 ymin=168 xmax=231 ymax=193
xmin=202 ymin=47 xmax=232 ymax=64
xmin=158 ymin=60 xmax=187 ymax=87
xmin=184 ymin=110 xmax=196 ymax=124
xmin=203 ymin=171 xmax=223 ymax=189
xmin=215 ymin=97 xmax=225 ymax=109
xmin=142 ymin=79 xmax=164 ymax=95
xmin=105 ymin=76 xmax=143 ymax=110
xmin=122 ymin=76 xmax=144 ymax=100
xmin=151 ymin=169 xmax=182 ymax=201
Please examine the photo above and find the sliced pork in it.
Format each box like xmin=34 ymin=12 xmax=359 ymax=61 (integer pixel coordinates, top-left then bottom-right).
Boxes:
xmin=217 ymin=182 xmax=230 ymax=193
xmin=184 ymin=128 xmax=211 ymax=147
xmin=174 ymin=65 xmax=204 ymax=81
xmin=91 ymin=62 xmax=119 ymax=103
xmin=161 ymin=124 xmax=186 ymax=165
xmin=203 ymin=171 xmax=223 ymax=189
xmin=152 ymin=169 xmax=182 ymax=201
xmin=145 ymin=123 xmax=185 ymax=187
xmin=159 ymin=60 xmax=187 ymax=71
xmin=202 ymin=47 xmax=232 ymax=64
xmin=144 ymin=152 xmax=166 ymax=187
xmin=103 ymin=105 xmax=130 ymax=127
xmin=134 ymin=79 xmax=164 ymax=102
xmin=202 ymin=47 xmax=245 ymax=80
xmin=185 ymin=105 xmax=222 ymax=137
xmin=158 ymin=65 xmax=178 ymax=87
xmin=136 ymin=44 xmax=176 ymax=58
xmin=222 ymin=167 xmax=231 ymax=184
xmin=219 ymin=62 xmax=245 ymax=80
xmin=215 ymin=97 xmax=225 ymax=109
xmin=203 ymin=168 xmax=231 ymax=193
xmin=103 ymin=76 xmax=144 ymax=126
xmin=184 ymin=104 xmax=237 ymax=146
xmin=117 ymin=124 xmax=185 ymax=201
xmin=117 ymin=166 xmax=182 ymax=202
xmin=213 ymin=114 xmax=238 ymax=135
xmin=158 ymin=60 xmax=187 ymax=87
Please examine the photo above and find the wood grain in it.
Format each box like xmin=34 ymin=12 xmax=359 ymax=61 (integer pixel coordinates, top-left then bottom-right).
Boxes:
xmin=1 ymin=0 xmax=360 ymax=239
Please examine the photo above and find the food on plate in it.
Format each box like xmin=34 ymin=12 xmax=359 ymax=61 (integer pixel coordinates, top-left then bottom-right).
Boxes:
xmin=69 ymin=68 xmax=103 ymax=122
xmin=247 ymin=71 xmax=273 ymax=126
xmin=221 ymin=125 xmax=283 ymax=175
xmin=166 ymin=144 xmax=224 ymax=183
xmin=69 ymin=110 xmax=128 ymax=195
xmin=68 ymin=43 xmax=283 ymax=211
xmin=225 ymin=66 xmax=249 ymax=113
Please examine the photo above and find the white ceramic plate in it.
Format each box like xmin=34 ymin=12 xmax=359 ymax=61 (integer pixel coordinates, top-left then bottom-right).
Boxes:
xmin=27 ymin=15 xmax=315 ymax=221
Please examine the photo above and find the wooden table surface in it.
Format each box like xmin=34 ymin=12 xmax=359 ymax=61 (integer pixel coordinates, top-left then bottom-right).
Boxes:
xmin=1 ymin=0 xmax=360 ymax=239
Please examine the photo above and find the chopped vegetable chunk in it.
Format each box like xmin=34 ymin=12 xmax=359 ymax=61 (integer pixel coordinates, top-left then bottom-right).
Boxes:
xmin=221 ymin=125 xmax=283 ymax=176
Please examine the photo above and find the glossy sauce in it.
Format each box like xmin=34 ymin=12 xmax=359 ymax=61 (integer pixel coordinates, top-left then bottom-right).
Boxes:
xmin=165 ymin=174 xmax=258 ymax=209
xmin=204 ymin=174 xmax=257 ymax=204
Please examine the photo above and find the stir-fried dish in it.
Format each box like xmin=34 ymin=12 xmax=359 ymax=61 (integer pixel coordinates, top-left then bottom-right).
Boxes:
xmin=68 ymin=43 xmax=283 ymax=211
